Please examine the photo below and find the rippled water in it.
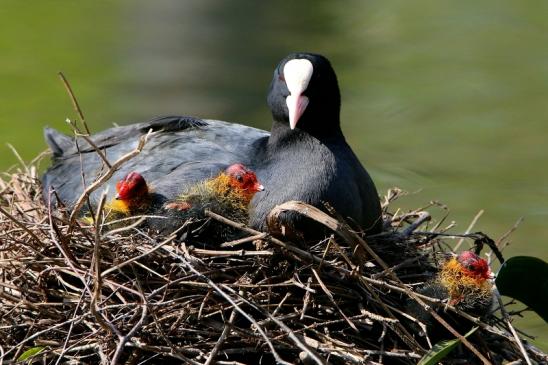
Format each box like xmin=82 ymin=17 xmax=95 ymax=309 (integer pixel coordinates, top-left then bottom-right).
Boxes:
xmin=1 ymin=0 xmax=546 ymax=348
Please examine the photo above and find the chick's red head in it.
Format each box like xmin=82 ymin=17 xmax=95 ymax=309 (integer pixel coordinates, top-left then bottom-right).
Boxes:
xmin=225 ymin=163 xmax=264 ymax=195
xmin=457 ymin=251 xmax=491 ymax=280
xmin=115 ymin=172 xmax=149 ymax=201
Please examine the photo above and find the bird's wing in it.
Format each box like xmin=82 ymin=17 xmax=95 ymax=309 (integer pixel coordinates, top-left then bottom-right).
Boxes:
xmin=41 ymin=116 xmax=269 ymax=210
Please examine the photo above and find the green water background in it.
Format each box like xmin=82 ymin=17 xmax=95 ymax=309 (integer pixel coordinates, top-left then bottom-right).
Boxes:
xmin=1 ymin=0 xmax=546 ymax=349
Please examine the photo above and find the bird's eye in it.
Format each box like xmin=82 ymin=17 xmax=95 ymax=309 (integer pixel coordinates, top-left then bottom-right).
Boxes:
xmin=236 ymin=175 xmax=243 ymax=182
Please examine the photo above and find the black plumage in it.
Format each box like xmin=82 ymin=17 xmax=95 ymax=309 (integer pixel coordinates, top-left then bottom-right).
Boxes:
xmin=250 ymin=53 xmax=382 ymax=234
xmin=42 ymin=53 xmax=382 ymax=236
xmin=42 ymin=116 xmax=266 ymax=209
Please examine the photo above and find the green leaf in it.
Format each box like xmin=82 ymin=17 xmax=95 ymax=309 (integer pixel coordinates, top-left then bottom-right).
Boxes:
xmin=17 ymin=346 xmax=45 ymax=361
xmin=417 ymin=327 xmax=477 ymax=365
xmin=496 ymin=256 xmax=548 ymax=322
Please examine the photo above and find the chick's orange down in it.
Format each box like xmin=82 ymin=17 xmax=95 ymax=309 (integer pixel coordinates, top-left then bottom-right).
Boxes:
xmin=406 ymin=251 xmax=495 ymax=343
xmin=155 ymin=163 xmax=264 ymax=241
xmin=439 ymin=251 xmax=493 ymax=308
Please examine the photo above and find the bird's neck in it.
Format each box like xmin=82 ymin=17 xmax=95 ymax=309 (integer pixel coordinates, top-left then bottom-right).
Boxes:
xmin=105 ymin=196 xmax=149 ymax=215
xmin=268 ymin=119 xmax=343 ymax=146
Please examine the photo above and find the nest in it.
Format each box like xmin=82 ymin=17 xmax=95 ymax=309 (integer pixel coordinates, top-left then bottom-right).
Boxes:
xmin=0 ymin=161 xmax=547 ymax=365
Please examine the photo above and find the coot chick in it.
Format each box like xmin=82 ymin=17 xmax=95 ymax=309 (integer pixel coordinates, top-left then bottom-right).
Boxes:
xmin=108 ymin=171 xmax=151 ymax=215
xmin=84 ymin=171 xmax=164 ymax=226
xmin=407 ymin=251 xmax=494 ymax=343
xmin=42 ymin=53 xmax=382 ymax=237
xmin=153 ymin=163 xmax=264 ymax=241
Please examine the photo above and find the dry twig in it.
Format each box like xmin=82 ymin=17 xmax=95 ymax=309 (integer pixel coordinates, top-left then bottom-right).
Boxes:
xmin=0 ymin=164 xmax=545 ymax=365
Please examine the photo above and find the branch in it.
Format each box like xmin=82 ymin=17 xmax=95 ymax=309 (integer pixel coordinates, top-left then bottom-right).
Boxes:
xmin=58 ymin=72 xmax=90 ymax=135
xmin=266 ymin=201 xmax=492 ymax=364
xmin=68 ymin=131 xmax=151 ymax=227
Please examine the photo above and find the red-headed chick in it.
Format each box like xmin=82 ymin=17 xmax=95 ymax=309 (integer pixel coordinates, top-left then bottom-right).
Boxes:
xmin=107 ymin=171 xmax=151 ymax=215
xmin=165 ymin=163 xmax=263 ymax=215
xmin=159 ymin=164 xmax=264 ymax=239
xmin=224 ymin=163 xmax=265 ymax=202
xmin=407 ymin=251 xmax=495 ymax=343
xmin=439 ymin=251 xmax=493 ymax=309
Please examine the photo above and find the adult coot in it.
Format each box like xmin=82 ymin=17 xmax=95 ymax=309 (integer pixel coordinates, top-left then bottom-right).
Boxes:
xmin=42 ymin=53 xmax=382 ymax=235
xmin=249 ymin=53 xmax=382 ymax=234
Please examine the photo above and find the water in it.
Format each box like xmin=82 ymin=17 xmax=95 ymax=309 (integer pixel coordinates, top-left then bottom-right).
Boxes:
xmin=1 ymin=0 xmax=546 ymax=349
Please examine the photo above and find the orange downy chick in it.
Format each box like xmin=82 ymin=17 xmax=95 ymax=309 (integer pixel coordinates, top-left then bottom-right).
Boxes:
xmin=160 ymin=163 xmax=264 ymax=240
xmin=165 ymin=163 xmax=264 ymax=215
xmin=406 ymin=251 xmax=495 ymax=344
xmin=439 ymin=251 xmax=493 ymax=306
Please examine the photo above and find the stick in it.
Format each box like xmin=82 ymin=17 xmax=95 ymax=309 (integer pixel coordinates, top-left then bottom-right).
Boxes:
xmin=219 ymin=233 xmax=267 ymax=247
xmin=211 ymin=207 xmax=424 ymax=352
xmin=495 ymin=291 xmax=532 ymax=365
xmin=204 ymin=309 xmax=237 ymax=365
xmin=68 ymin=131 xmax=151 ymax=227
xmin=58 ymin=72 xmax=90 ymax=135
xmin=267 ymin=201 xmax=492 ymax=363
xmin=58 ymin=72 xmax=113 ymax=168
xmin=454 ymin=209 xmax=484 ymax=251
xmin=90 ymin=191 xmax=117 ymax=334
xmin=0 ymin=206 xmax=43 ymax=249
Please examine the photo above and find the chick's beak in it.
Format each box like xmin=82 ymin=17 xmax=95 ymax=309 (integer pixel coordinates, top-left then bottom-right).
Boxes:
xmin=254 ymin=183 xmax=265 ymax=192
xmin=116 ymin=184 xmax=129 ymax=200
xmin=115 ymin=180 xmax=123 ymax=200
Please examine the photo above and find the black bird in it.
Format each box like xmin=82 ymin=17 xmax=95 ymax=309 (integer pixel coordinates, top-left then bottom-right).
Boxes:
xmin=250 ymin=53 xmax=382 ymax=234
xmin=42 ymin=53 xmax=382 ymax=236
